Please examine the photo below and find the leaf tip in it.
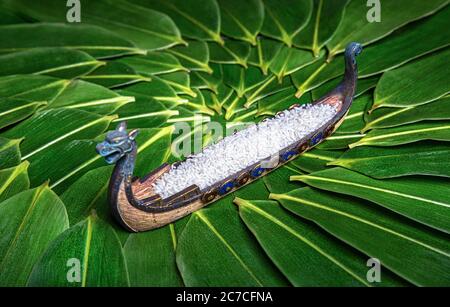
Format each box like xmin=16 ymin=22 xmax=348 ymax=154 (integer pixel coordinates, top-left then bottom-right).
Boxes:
xmin=19 ymin=160 xmax=30 ymax=170
xmin=13 ymin=137 xmax=25 ymax=145
xmin=110 ymin=112 xmax=122 ymax=121
xmin=179 ymin=38 xmax=189 ymax=47
xmin=40 ymin=180 xmax=50 ymax=189
xmin=290 ymin=175 xmax=303 ymax=182
xmin=215 ymin=35 xmax=225 ymax=46
xmin=348 ymin=142 xmax=360 ymax=149
xmin=326 ymin=160 xmax=338 ymax=167
xmin=360 ymin=125 xmax=371 ymax=134
xmin=136 ymin=49 xmax=148 ymax=56
xmin=233 ymin=197 xmax=247 ymax=207
xmin=312 ymin=47 xmax=321 ymax=58
xmin=295 ymin=88 xmax=304 ymax=99
xmin=268 ymin=193 xmax=281 ymax=201
xmin=89 ymin=209 xmax=99 ymax=219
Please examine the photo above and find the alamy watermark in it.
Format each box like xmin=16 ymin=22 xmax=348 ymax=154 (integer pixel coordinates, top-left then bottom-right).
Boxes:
xmin=64 ymin=256 xmax=383 ymax=283
xmin=66 ymin=0 xmax=81 ymax=23
xmin=367 ymin=0 xmax=381 ymax=23
xmin=66 ymin=258 xmax=81 ymax=283
xmin=366 ymin=257 xmax=381 ymax=283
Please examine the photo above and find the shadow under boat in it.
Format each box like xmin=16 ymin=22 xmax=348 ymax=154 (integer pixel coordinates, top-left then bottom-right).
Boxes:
xmin=96 ymin=42 xmax=363 ymax=232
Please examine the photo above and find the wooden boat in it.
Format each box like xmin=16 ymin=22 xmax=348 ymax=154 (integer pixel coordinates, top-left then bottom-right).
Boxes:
xmin=96 ymin=42 xmax=363 ymax=232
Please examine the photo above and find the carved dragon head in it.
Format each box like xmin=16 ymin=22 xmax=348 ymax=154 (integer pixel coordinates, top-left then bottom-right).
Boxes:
xmin=345 ymin=42 xmax=363 ymax=65
xmin=96 ymin=122 xmax=139 ymax=164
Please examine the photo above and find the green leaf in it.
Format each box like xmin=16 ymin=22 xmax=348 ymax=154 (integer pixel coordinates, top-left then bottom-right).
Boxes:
xmin=167 ymin=40 xmax=212 ymax=73
xmin=364 ymin=96 xmax=450 ymax=132
xmin=201 ymin=90 xmax=224 ymax=115
xmin=335 ymin=94 xmax=373 ymax=134
xmin=176 ymin=200 xmax=289 ymax=286
xmin=1 ymin=108 xmax=115 ymax=161
xmin=0 ymin=184 xmax=69 ymax=286
xmin=116 ymin=52 xmax=187 ymax=76
xmin=158 ymin=72 xmax=197 ymax=97
xmin=59 ymin=165 xmax=129 ymax=245
xmin=61 ymin=166 xmax=112 ymax=225
xmin=221 ymin=65 xmax=245 ymax=97
xmin=293 ymin=0 xmax=350 ymax=56
xmin=0 ymin=137 xmax=22 ymax=169
xmin=222 ymin=64 xmax=274 ymax=98
xmin=248 ymin=46 xmax=259 ymax=66
xmin=0 ymin=98 xmax=47 ymax=130
xmin=358 ymin=6 xmax=450 ymax=78
xmin=293 ymin=148 xmax=343 ymax=173
xmin=0 ymin=4 xmax=25 ymax=25
xmin=269 ymin=46 xmax=322 ymax=81
xmin=0 ymin=74 xmax=69 ymax=103
xmin=117 ymin=78 xmax=187 ymax=105
xmin=252 ymin=38 xmax=283 ymax=75
xmin=317 ymin=133 xmax=365 ymax=150
xmin=235 ymin=198 xmax=401 ymax=286
xmin=212 ymin=82 xmax=235 ymax=110
xmin=290 ymin=51 xmax=329 ymax=97
xmin=222 ymin=93 xmax=244 ymax=120
xmin=226 ymin=104 xmax=260 ymax=123
xmin=263 ymin=163 xmax=305 ymax=194
xmin=190 ymin=64 xmax=223 ymax=94
xmin=181 ymin=89 xmax=216 ymax=116
xmin=112 ymin=95 xmax=178 ymax=129
xmin=208 ymin=40 xmax=251 ymax=67
xmin=30 ymin=140 xmax=102 ymax=194
xmin=124 ymin=225 xmax=184 ymax=286
xmin=0 ymin=23 xmax=143 ymax=59
xmin=329 ymin=142 xmax=450 ymax=178
xmin=231 ymin=180 xmax=269 ymax=201
xmin=292 ymin=167 xmax=450 ymax=233
xmin=261 ymin=0 xmax=313 ymax=46
xmin=244 ymin=74 xmax=291 ymax=108
xmin=81 ymin=61 xmax=150 ymax=89
xmin=48 ymin=80 xmax=135 ymax=115
xmin=326 ymin=0 xmax=448 ymax=57
xmin=28 ymin=213 xmax=129 ymax=287
xmin=133 ymin=0 xmax=223 ymax=44
xmin=257 ymin=86 xmax=309 ymax=116
xmin=6 ymin=0 xmax=184 ymax=50
xmin=0 ymin=48 xmax=103 ymax=79
xmin=373 ymin=49 xmax=450 ymax=110
xmin=218 ymin=0 xmax=264 ymax=45
xmin=273 ymin=187 xmax=450 ymax=286
xmin=203 ymin=84 xmax=235 ymax=118
xmin=0 ymin=161 xmax=29 ymax=203
xmin=350 ymin=122 xmax=450 ymax=148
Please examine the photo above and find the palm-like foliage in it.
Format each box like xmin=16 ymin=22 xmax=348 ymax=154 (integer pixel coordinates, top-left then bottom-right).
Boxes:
xmin=0 ymin=0 xmax=449 ymax=287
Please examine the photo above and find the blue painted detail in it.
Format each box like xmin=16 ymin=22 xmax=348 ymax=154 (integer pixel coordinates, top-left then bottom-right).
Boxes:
xmin=251 ymin=167 xmax=265 ymax=178
xmin=218 ymin=181 xmax=235 ymax=195
xmin=310 ymin=132 xmax=323 ymax=146
xmin=281 ymin=150 xmax=296 ymax=162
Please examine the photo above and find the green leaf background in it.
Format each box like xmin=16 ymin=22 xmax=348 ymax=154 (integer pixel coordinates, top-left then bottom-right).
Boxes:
xmin=0 ymin=0 xmax=449 ymax=287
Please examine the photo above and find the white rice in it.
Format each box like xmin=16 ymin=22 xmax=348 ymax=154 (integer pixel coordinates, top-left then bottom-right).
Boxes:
xmin=153 ymin=103 xmax=337 ymax=198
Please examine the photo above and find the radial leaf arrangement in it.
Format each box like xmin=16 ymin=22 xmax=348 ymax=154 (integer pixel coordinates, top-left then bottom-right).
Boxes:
xmin=0 ymin=0 xmax=449 ymax=287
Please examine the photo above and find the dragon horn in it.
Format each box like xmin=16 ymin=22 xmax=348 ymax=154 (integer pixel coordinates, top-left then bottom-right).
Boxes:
xmin=117 ymin=121 xmax=127 ymax=132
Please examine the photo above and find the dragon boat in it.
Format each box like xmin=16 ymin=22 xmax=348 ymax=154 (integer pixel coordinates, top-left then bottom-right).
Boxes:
xmin=96 ymin=42 xmax=363 ymax=232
